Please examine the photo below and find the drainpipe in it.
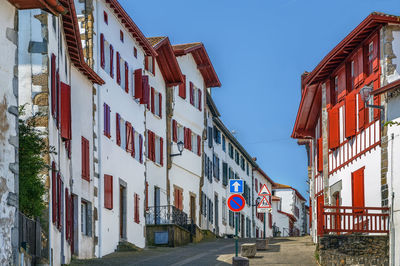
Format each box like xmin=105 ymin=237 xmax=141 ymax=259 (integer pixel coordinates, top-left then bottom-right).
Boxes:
xmin=389 ymin=133 xmax=395 ymax=265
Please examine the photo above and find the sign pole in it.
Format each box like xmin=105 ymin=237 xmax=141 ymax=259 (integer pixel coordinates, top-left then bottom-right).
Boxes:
xmin=263 ymin=213 xmax=266 ymax=239
xmin=235 ymin=212 xmax=238 ymax=257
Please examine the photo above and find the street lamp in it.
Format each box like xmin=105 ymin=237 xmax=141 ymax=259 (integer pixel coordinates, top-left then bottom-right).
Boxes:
xmin=170 ymin=141 xmax=184 ymax=157
xmin=359 ymin=85 xmax=384 ymax=110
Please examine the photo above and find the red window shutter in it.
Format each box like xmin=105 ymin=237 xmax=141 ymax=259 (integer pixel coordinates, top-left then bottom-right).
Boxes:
xmin=57 ymin=174 xmax=62 ymax=228
xmin=125 ymin=62 xmax=129 ymax=93
xmin=160 ymin=137 xmax=164 ymax=166
xmin=103 ymin=11 xmax=108 ymax=24
xmin=268 ymin=213 xmax=272 ymax=229
xmin=141 ymin=75 xmax=150 ymax=105
xmin=374 ymin=95 xmax=380 ymax=119
xmin=328 ymin=107 xmax=339 ymax=149
xmin=179 ymin=75 xmax=186 ymax=99
xmin=139 ymin=134 xmax=143 ymax=163
xmin=100 ymin=34 xmax=105 ymax=69
xmin=352 ymin=168 xmax=365 ymax=213
xmin=56 ymin=70 xmax=60 ymax=127
xmin=145 ymin=56 xmax=149 ymax=71
xmin=198 ymin=89 xmax=202 ymax=111
xmin=172 ymin=120 xmax=177 ymax=142
xmin=174 ymin=188 xmax=178 ymax=209
xmin=116 ymin=52 xmax=121 ymax=84
xmin=116 ymin=113 xmax=121 ymax=146
xmin=189 ymin=82 xmax=194 ymax=105
xmin=51 ymin=54 xmax=56 ymax=117
xmin=152 ymin=57 xmax=155 ymax=75
xmin=152 ymin=132 xmax=156 ymax=162
xmin=189 ymin=129 xmax=192 ymax=150
xmin=255 ymin=179 xmax=258 ymax=192
xmin=104 ymin=174 xmax=113 ymax=209
xmin=110 ymin=45 xmax=114 ymax=78
xmin=60 ymin=82 xmax=71 ymax=140
xmin=345 ymin=92 xmax=357 ymax=138
xmin=358 ymin=95 xmax=365 ymax=130
xmin=317 ymin=138 xmax=323 ymax=172
xmin=131 ymin=127 xmax=136 ymax=158
xmin=183 ymin=127 xmax=187 ymax=149
xmin=372 ymin=37 xmax=379 ymax=72
xmin=145 ymin=182 xmax=149 ymax=211
xmin=52 ymin=162 xmax=57 ymax=224
xmin=134 ymin=69 xmax=143 ymax=100
xmin=356 ymin=49 xmax=364 ymax=85
xmin=151 ymin=87 xmax=155 ymax=114
xmin=126 ymin=122 xmax=133 ymax=153
xmin=197 ymin=135 xmax=201 ymax=156
xmin=159 ymin=93 xmax=162 ymax=118
xmin=65 ymin=188 xmax=69 ymax=239
xmin=81 ymin=137 xmax=90 ymax=181
xmin=179 ymin=190 xmax=183 ymax=210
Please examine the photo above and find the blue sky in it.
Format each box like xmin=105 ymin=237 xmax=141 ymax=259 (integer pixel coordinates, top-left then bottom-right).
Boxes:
xmin=120 ymin=0 xmax=400 ymax=198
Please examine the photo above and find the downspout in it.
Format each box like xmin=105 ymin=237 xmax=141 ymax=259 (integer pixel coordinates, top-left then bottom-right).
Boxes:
xmin=390 ymin=133 xmax=395 ymax=265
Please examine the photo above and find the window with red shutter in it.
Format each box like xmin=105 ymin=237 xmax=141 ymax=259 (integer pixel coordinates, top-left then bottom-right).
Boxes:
xmin=151 ymin=87 xmax=155 ymax=114
xmin=134 ymin=194 xmax=140 ymax=223
xmin=358 ymin=95 xmax=365 ymax=130
xmin=81 ymin=137 xmax=90 ymax=181
xmin=116 ymin=52 xmax=121 ymax=84
xmin=141 ymin=75 xmax=150 ymax=105
xmin=328 ymin=107 xmax=339 ymax=149
xmin=160 ymin=137 xmax=164 ymax=166
xmin=352 ymin=167 xmax=365 ymax=213
xmin=52 ymin=162 xmax=57 ymax=224
xmin=198 ymin=89 xmax=202 ymax=111
xmin=110 ymin=45 xmax=114 ymax=78
xmin=159 ymin=93 xmax=162 ymax=119
xmin=133 ymin=47 xmax=137 ymax=58
xmin=126 ymin=122 xmax=133 ymax=153
xmin=179 ymin=75 xmax=186 ymax=99
xmin=51 ymin=54 xmax=56 ymax=117
xmin=197 ymin=135 xmax=201 ymax=156
xmin=104 ymin=174 xmax=113 ymax=209
xmin=139 ymin=134 xmax=143 ymax=163
xmin=100 ymin=34 xmax=105 ymax=69
xmin=131 ymin=127 xmax=136 ymax=158
xmin=125 ymin=62 xmax=129 ymax=93
xmin=57 ymin=173 xmax=62 ymax=229
xmin=120 ymin=30 xmax=124 ymax=42
xmin=145 ymin=182 xmax=149 ymax=211
xmin=134 ymin=69 xmax=143 ymax=100
xmin=103 ymin=103 xmax=111 ymax=138
xmin=317 ymin=138 xmax=323 ymax=172
xmin=60 ymin=82 xmax=71 ymax=140
xmin=189 ymin=82 xmax=194 ymax=105
xmin=345 ymin=92 xmax=357 ymax=138
xmin=116 ymin=113 xmax=121 ymax=146
xmin=103 ymin=11 xmax=108 ymax=24
xmin=172 ymin=120 xmax=177 ymax=142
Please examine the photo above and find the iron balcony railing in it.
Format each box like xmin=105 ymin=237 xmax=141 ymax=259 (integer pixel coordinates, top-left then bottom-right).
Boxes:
xmin=146 ymin=205 xmax=188 ymax=226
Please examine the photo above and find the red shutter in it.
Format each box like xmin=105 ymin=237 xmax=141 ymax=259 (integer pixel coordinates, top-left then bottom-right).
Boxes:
xmin=100 ymin=34 xmax=105 ymax=69
xmin=372 ymin=36 xmax=379 ymax=72
xmin=126 ymin=122 xmax=133 ymax=153
xmin=145 ymin=182 xmax=149 ymax=211
xmin=159 ymin=93 xmax=162 ymax=118
xmin=56 ymin=70 xmax=60 ymax=127
xmin=116 ymin=52 xmax=121 ymax=84
xmin=134 ymin=69 xmax=143 ymax=100
xmin=374 ymin=95 xmax=380 ymax=119
xmin=151 ymin=87 xmax=155 ymax=114
xmin=356 ymin=49 xmax=364 ymax=86
xmin=172 ymin=120 xmax=177 ymax=142
xmin=139 ymin=134 xmax=143 ymax=163
xmin=183 ymin=127 xmax=187 ymax=149
xmin=65 ymin=188 xmax=69 ymax=240
xmin=188 ymin=129 xmax=192 ymax=150
xmin=317 ymin=138 xmax=323 ymax=172
xmin=134 ymin=194 xmax=139 ymax=223
xmin=179 ymin=75 xmax=186 ymax=99
xmin=197 ymin=135 xmax=201 ymax=156
xmin=110 ymin=45 xmax=114 ymax=78
xmin=160 ymin=137 xmax=164 ymax=166
xmin=125 ymin=62 xmax=129 ymax=93
xmin=82 ymin=137 xmax=90 ymax=181
xmin=60 ymin=82 xmax=71 ymax=140
xmin=141 ymin=75 xmax=150 ymax=105
xmin=268 ymin=213 xmax=272 ymax=229
xmin=145 ymin=56 xmax=149 ymax=71
xmin=174 ymin=188 xmax=178 ymax=209
xmin=152 ymin=57 xmax=155 ymax=75
xmin=51 ymin=54 xmax=56 ymax=117
xmin=255 ymin=179 xmax=258 ymax=192
xmin=52 ymin=162 xmax=57 ymax=224
xmin=57 ymin=173 xmax=62 ymax=229
xmin=131 ymin=127 xmax=136 ymax=158
xmin=116 ymin=113 xmax=121 ymax=146
xmin=189 ymin=82 xmax=194 ymax=105
xmin=198 ymin=89 xmax=202 ymax=111
xmin=104 ymin=174 xmax=113 ymax=209
xmin=328 ymin=107 xmax=339 ymax=149
xmin=345 ymin=92 xmax=357 ymax=138
xmin=352 ymin=167 xmax=365 ymax=213
xmin=152 ymin=132 xmax=156 ymax=162
xmin=358 ymin=95 xmax=365 ymax=130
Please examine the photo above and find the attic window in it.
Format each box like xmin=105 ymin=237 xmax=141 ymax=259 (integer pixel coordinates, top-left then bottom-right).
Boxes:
xmin=103 ymin=11 xmax=108 ymax=24
xmin=120 ymin=30 xmax=124 ymax=43
xmin=134 ymin=47 xmax=137 ymax=58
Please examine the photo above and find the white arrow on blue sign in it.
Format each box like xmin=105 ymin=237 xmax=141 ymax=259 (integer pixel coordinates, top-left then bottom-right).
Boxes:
xmin=229 ymin=179 xmax=243 ymax=194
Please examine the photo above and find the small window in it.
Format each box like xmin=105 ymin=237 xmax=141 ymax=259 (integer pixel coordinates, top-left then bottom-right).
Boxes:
xmin=133 ymin=47 xmax=137 ymax=58
xmin=81 ymin=200 xmax=91 ymax=236
xmin=103 ymin=11 xmax=108 ymax=24
xmin=120 ymin=30 xmax=124 ymax=42
xmin=222 ymin=135 xmax=226 ymax=152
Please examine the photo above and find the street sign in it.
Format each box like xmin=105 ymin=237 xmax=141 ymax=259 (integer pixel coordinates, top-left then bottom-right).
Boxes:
xmin=257 ymin=208 xmax=270 ymax=213
xmin=229 ymin=179 xmax=243 ymax=194
xmin=257 ymin=196 xmax=271 ymax=209
xmin=258 ymin=184 xmax=271 ymax=197
xmin=227 ymin=194 xmax=245 ymax=212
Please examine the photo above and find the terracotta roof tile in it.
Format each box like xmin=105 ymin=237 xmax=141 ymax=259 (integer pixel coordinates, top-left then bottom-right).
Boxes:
xmin=147 ymin=36 xmax=167 ymax=47
xmin=172 ymin=42 xmax=202 ymax=50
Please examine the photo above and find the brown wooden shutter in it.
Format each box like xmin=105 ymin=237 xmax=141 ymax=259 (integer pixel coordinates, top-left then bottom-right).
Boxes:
xmin=197 ymin=135 xmax=201 ymax=156
xmin=60 ymin=82 xmax=71 ymax=140
xmin=328 ymin=107 xmax=340 ymax=149
xmin=189 ymin=82 xmax=194 ymax=105
xmin=188 ymin=129 xmax=192 ymax=150
xmin=81 ymin=137 xmax=90 ymax=181
xmin=372 ymin=36 xmax=379 ymax=72
xmin=317 ymin=137 xmax=323 ymax=172
xmin=131 ymin=127 xmax=136 ymax=158
xmin=183 ymin=127 xmax=187 ymax=148
xmin=57 ymin=174 xmax=62 ymax=229
xmin=51 ymin=54 xmax=56 ymax=117
xmin=116 ymin=52 xmax=121 ymax=84
xmin=125 ymin=62 xmax=129 ymax=93
xmin=268 ymin=213 xmax=272 ymax=229
xmin=145 ymin=56 xmax=149 ymax=71
xmin=345 ymin=92 xmax=357 ymax=138
xmin=358 ymin=95 xmax=365 ymax=130
xmin=104 ymin=174 xmax=113 ymax=209
xmin=56 ymin=70 xmax=60 ymax=127
xmin=152 ymin=57 xmax=155 ymax=74
xmin=174 ymin=188 xmax=178 ymax=209
xmin=198 ymin=89 xmax=202 ymax=111
xmin=159 ymin=93 xmax=162 ymax=118
xmin=116 ymin=113 xmax=121 ymax=146
xmin=172 ymin=120 xmax=177 ymax=142
xmin=110 ymin=44 xmax=114 ymax=78
xmin=139 ymin=134 xmax=143 ymax=163
xmin=100 ymin=34 xmax=105 ymax=69
xmin=352 ymin=168 xmax=365 ymax=213
xmin=179 ymin=75 xmax=186 ymax=99
xmin=134 ymin=69 xmax=143 ymax=100
xmin=151 ymin=87 xmax=155 ymax=114
xmin=52 ymin=162 xmax=57 ymax=224
xmin=160 ymin=137 xmax=164 ymax=166
xmin=145 ymin=182 xmax=149 ymax=211
xmin=126 ymin=122 xmax=133 ymax=153
xmin=141 ymin=75 xmax=150 ymax=105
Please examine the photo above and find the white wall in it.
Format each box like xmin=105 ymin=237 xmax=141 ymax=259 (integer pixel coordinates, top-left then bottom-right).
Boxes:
xmin=271 ymin=201 xmax=289 ymax=236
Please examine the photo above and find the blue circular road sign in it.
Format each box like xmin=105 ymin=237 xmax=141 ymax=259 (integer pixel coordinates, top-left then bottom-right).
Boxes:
xmin=227 ymin=194 xmax=245 ymax=212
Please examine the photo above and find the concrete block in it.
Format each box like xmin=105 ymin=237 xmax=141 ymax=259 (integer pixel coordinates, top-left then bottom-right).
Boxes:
xmin=232 ymin=256 xmax=249 ymax=266
xmin=256 ymin=238 xmax=269 ymax=250
xmin=241 ymin=243 xmax=257 ymax=258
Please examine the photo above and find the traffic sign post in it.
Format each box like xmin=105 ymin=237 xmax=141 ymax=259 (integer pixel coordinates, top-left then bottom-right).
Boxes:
xmin=256 ymin=186 xmax=271 ymax=240
xmin=227 ymin=194 xmax=245 ymax=258
xmin=229 ymin=179 xmax=243 ymax=194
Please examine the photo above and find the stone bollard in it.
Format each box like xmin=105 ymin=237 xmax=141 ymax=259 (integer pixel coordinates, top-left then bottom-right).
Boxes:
xmin=256 ymin=238 xmax=269 ymax=250
xmin=241 ymin=243 xmax=257 ymax=258
xmin=232 ymin=256 xmax=249 ymax=266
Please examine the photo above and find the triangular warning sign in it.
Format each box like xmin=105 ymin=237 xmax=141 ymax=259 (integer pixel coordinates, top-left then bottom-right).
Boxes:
xmin=258 ymin=184 xmax=271 ymax=197
xmin=257 ymin=196 xmax=271 ymax=208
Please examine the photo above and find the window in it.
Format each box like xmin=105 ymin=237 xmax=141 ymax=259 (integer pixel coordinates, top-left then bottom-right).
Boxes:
xmin=151 ymin=90 xmax=162 ymax=118
xmin=134 ymin=193 xmax=140 ymax=223
xmin=103 ymin=11 xmax=108 ymax=24
xmin=214 ymin=127 xmax=221 ymax=144
xmin=120 ymin=117 xmax=126 ymax=149
xmin=179 ymin=75 xmax=186 ymax=99
xmin=222 ymin=198 xmax=227 ymax=224
xmin=81 ymin=137 xmax=90 ymax=181
xmin=228 ymin=167 xmax=233 ymax=179
xmin=294 ymin=206 xmax=299 ymax=218
xmin=240 ymin=156 xmax=245 ymax=170
xmin=133 ymin=47 xmax=137 ymax=58
xmin=368 ymin=41 xmax=374 ymax=75
xmin=145 ymin=56 xmax=155 ymax=75
xmin=222 ymin=136 xmax=226 ymax=152
xmin=246 ymin=162 xmax=249 ymax=176
xmin=352 ymin=167 xmax=365 ymax=213
xmin=174 ymin=187 xmax=183 ymax=210
xmin=351 ymin=60 xmax=355 ymax=90
xmin=81 ymin=200 xmax=92 ymax=236
xmin=120 ymin=30 xmax=124 ymax=42
xmin=222 ymin=162 xmax=228 ymax=186
xmin=208 ymin=126 xmax=213 ymax=148
xmin=103 ymin=103 xmax=111 ymax=138
xmin=177 ymin=124 xmax=184 ymax=144
xmin=228 ymin=143 xmax=234 ymax=159
xmin=229 ymin=210 xmax=234 ymax=227
xmin=189 ymin=82 xmax=202 ymax=110
xmin=213 ymin=154 xmax=220 ymax=180
xmin=208 ymin=198 xmax=213 ymax=223
xmin=60 ymin=82 xmax=71 ymax=140
xmin=147 ymin=130 xmax=163 ymax=166
xmin=104 ymin=174 xmax=113 ymax=210
xmin=235 ymin=150 xmax=239 ymax=165
xmin=192 ymin=133 xmax=198 ymax=154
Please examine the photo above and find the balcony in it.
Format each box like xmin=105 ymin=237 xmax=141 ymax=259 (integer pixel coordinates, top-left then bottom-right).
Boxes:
xmin=146 ymin=205 xmax=189 ymax=226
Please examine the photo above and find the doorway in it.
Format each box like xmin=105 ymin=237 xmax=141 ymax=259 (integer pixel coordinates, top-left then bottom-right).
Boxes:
xmin=119 ymin=184 xmax=127 ymax=239
xmin=190 ymin=195 xmax=196 ymax=224
xmin=154 ymin=187 xmax=160 ymax=224
xmin=241 ymin=214 xmax=245 ymax=238
xmin=214 ymin=194 xmax=219 ymax=235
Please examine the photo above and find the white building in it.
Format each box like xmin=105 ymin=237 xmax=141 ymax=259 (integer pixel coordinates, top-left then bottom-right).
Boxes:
xmin=18 ymin=0 xmax=104 ymax=264
xmin=272 ymin=183 xmax=306 ymax=236
xmin=168 ymin=42 xmax=220 ymax=226
xmin=270 ymin=195 xmax=294 ymax=237
xmin=0 ymin=1 xmax=18 ymax=264
xmin=253 ymin=168 xmax=274 ymax=238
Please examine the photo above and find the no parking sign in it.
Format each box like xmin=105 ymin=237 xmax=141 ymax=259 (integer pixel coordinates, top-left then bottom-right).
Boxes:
xmin=227 ymin=194 xmax=245 ymax=212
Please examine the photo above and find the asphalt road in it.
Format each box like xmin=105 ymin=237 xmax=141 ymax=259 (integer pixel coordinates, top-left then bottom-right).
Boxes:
xmin=70 ymin=236 xmax=317 ymax=265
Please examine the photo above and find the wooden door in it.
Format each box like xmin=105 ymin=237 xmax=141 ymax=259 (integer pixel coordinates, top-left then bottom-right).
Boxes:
xmin=119 ymin=185 xmax=125 ymax=239
xmin=190 ymin=195 xmax=195 ymax=224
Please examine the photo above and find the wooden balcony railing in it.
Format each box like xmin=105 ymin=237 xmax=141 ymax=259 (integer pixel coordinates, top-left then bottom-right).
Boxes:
xmin=317 ymin=204 xmax=389 ymax=236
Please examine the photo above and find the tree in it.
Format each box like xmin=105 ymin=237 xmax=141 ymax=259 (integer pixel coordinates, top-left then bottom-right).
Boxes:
xmin=19 ymin=107 xmax=49 ymax=218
